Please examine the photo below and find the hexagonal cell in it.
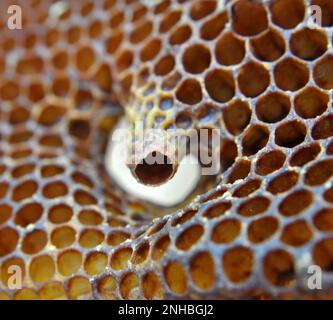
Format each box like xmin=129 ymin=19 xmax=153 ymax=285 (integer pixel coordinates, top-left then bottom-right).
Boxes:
xmin=164 ymin=261 xmax=187 ymax=295
xmin=222 ymin=247 xmax=253 ymax=283
xmin=274 ymin=58 xmax=309 ymax=92
xmin=14 ymin=202 xmax=43 ymax=227
xmin=190 ymin=251 xmax=214 ymax=290
xmin=313 ymin=208 xmax=333 ymax=232
xmin=0 ymin=204 xmax=12 ymax=225
xmin=0 ymin=227 xmax=18 ymax=257
xmin=215 ymin=32 xmax=245 ymax=66
xmin=116 ymin=49 xmax=134 ymax=72
xmin=312 ymin=114 xmax=333 ymax=140
xmin=250 ymin=29 xmax=285 ymax=62
xmin=57 ymin=250 xmax=82 ymax=277
xmin=110 ymin=247 xmax=132 ymax=271
xmin=93 ymin=64 xmax=113 ymax=94
xmin=130 ymin=20 xmax=153 ymax=44
xmin=132 ymin=4 xmax=148 ymax=23
xmin=182 ymin=44 xmax=211 ymax=74
xmin=37 ymin=104 xmax=66 ymax=127
xmin=256 ymin=92 xmax=290 ymax=123
xmin=12 ymin=180 xmax=38 ymax=202
xmin=205 ymin=69 xmax=235 ymax=103
xmin=51 ymin=226 xmax=76 ymax=249
xmin=8 ymin=106 xmax=30 ymax=125
xmin=248 ymin=217 xmax=279 ymax=244
xmin=16 ymin=55 xmax=44 ymax=75
xmin=140 ymin=38 xmax=161 ymax=62
xmin=313 ymin=238 xmax=333 ymax=272
xmin=152 ymin=235 xmax=170 ymax=261
xmin=169 ymin=24 xmax=192 ymax=45
xmin=8 ymin=129 xmax=33 ymax=145
xmin=237 ymin=196 xmax=270 ymax=217
xmin=154 ymin=54 xmax=175 ymax=76
xmin=290 ymin=28 xmax=327 ymax=61
xmin=159 ymin=10 xmax=181 ymax=33
xmin=196 ymin=103 xmax=220 ymax=125
xmin=304 ymin=160 xmax=333 ymax=186
xmin=271 ymin=0 xmax=305 ymax=29
xmin=74 ymin=190 xmax=97 ymax=205
xmin=238 ymin=62 xmax=270 ymax=98
xmin=142 ymin=272 xmax=163 ymax=299
xmin=242 ymin=125 xmax=269 ymax=156
xmin=79 ymin=209 xmax=103 ymax=226
xmin=0 ymin=183 xmax=8 ymax=200
xmin=175 ymin=225 xmax=204 ymax=251
xmin=41 ymin=164 xmax=65 ymax=178
xmin=79 ymin=229 xmax=104 ymax=249
xmin=255 ymin=150 xmax=286 ymax=176
xmin=280 ymin=220 xmax=313 ymax=247
xmin=75 ymin=46 xmax=95 ymax=72
xmin=189 ymin=0 xmax=216 ymax=20
xmin=294 ymin=87 xmax=328 ymax=119
xmin=200 ymin=11 xmax=228 ymax=41
xmin=109 ymin=10 xmax=124 ymax=29
xmin=27 ymin=82 xmax=45 ymax=102
xmin=220 ymin=139 xmax=238 ymax=172
xmin=88 ymin=20 xmax=103 ymax=39
xmin=14 ymin=289 xmax=39 ymax=300
xmin=42 ymin=181 xmax=68 ymax=199
xmin=266 ymin=170 xmax=299 ymax=195
xmin=328 ymin=141 xmax=333 ymax=155
xmin=105 ymin=30 xmax=123 ymax=54
xmin=211 ymin=219 xmax=241 ymax=244
xmin=52 ymin=50 xmax=68 ymax=70
xmin=275 ymin=120 xmax=306 ymax=148
xmin=175 ymin=111 xmax=192 ymax=129
xmin=29 ymin=255 xmax=55 ymax=284
xmin=68 ymin=118 xmax=91 ymax=140
xmin=227 ymin=159 xmax=251 ymax=184
xmin=39 ymin=282 xmax=66 ymax=300
xmin=66 ymin=25 xmax=81 ymax=44
xmin=84 ymin=252 xmax=108 ymax=276
xmin=0 ymin=80 xmax=19 ymax=101
xmin=68 ymin=276 xmax=92 ymax=300
xmin=263 ymin=249 xmax=295 ymax=287
xmin=313 ymin=55 xmax=333 ymax=89
xmin=176 ymin=78 xmax=202 ymax=105
xmin=323 ymin=185 xmax=333 ymax=203
xmin=11 ymin=163 xmax=35 ymax=179
xmin=153 ymin=0 xmax=171 ymax=14
xmin=39 ymin=134 xmax=63 ymax=148
xmin=232 ymin=179 xmax=261 ymax=198
xmin=97 ymin=275 xmax=117 ymax=300
xmin=52 ymin=76 xmax=71 ymax=97
xmin=131 ymin=242 xmax=150 ymax=265
xmin=22 ymin=230 xmax=47 ymax=254
xmin=232 ymin=0 xmax=268 ymax=36
xmin=290 ymin=143 xmax=321 ymax=167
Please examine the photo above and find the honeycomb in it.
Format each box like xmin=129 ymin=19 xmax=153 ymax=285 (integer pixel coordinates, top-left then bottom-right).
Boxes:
xmin=0 ymin=0 xmax=333 ymax=300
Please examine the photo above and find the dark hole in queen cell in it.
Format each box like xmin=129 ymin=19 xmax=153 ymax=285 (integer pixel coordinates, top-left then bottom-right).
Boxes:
xmin=134 ymin=152 xmax=174 ymax=186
